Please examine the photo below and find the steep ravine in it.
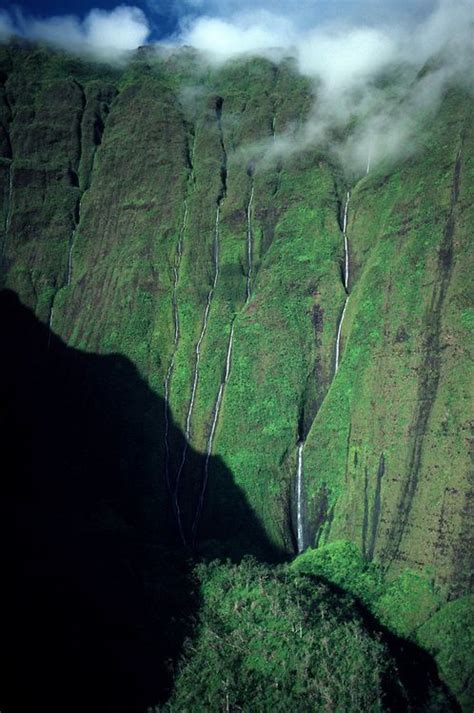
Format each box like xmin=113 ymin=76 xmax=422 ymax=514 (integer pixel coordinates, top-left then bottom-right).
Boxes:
xmin=294 ymin=189 xmax=352 ymax=551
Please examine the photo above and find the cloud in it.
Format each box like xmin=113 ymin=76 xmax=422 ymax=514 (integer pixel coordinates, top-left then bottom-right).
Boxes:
xmin=180 ymin=11 xmax=296 ymax=60
xmin=176 ymin=0 xmax=473 ymax=175
xmin=1 ymin=0 xmax=471 ymax=172
xmin=4 ymin=5 xmax=151 ymax=60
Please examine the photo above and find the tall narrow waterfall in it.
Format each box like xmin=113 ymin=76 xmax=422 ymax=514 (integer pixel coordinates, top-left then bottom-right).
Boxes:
xmin=342 ymin=191 xmax=350 ymax=292
xmin=164 ymin=201 xmax=189 ymax=494
xmin=296 ymin=442 xmax=305 ymax=553
xmin=335 ymin=298 xmax=349 ymax=372
xmin=192 ymin=321 xmax=235 ymax=542
xmin=246 ymin=185 xmax=254 ymax=301
xmin=174 ymin=201 xmax=222 ymax=543
xmin=335 ymin=191 xmax=351 ymax=373
xmin=366 ymin=145 xmax=372 ymax=175
xmin=47 ymin=303 xmax=54 ymax=351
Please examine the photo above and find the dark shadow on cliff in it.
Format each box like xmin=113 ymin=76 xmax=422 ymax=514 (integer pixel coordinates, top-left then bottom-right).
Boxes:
xmin=0 ymin=289 xmax=282 ymax=713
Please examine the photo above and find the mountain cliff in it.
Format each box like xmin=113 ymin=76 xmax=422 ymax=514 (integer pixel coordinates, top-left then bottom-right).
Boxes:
xmin=1 ymin=40 xmax=472 ymax=710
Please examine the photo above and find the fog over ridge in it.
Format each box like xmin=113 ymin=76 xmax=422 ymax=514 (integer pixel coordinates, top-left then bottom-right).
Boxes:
xmin=0 ymin=0 xmax=472 ymax=171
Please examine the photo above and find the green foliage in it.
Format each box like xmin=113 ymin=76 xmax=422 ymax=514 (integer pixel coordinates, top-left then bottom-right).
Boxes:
xmin=373 ymin=571 xmax=442 ymax=639
xmin=167 ymin=558 xmax=394 ymax=712
xmin=417 ymin=596 xmax=474 ymax=711
xmin=291 ymin=541 xmax=384 ymax=606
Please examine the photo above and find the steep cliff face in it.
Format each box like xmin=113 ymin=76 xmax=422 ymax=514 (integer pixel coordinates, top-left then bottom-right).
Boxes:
xmin=1 ymin=43 xmax=472 ymax=604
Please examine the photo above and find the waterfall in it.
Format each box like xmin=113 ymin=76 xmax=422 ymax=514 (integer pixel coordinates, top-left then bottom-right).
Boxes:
xmin=46 ymin=302 xmax=55 ymax=352
xmin=342 ymin=191 xmax=350 ymax=291
xmin=366 ymin=145 xmax=372 ymax=175
xmin=296 ymin=442 xmax=305 ymax=553
xmin=271 ymin=116 xmax=276 ymax=141
xmin=192 ymin=321 xmax=235 ymax=542
xmin=174 ymin=202 xmax=222 ymax=543
xmin=246 ymin=185 xmax=254 ymax=301
xmin=164 ymin=201 xmax=189 ymax=495
xmin=335 ymin=297 xmax=349 ymax=373
xmin=335 ymin=191 xmax=351 ymax=373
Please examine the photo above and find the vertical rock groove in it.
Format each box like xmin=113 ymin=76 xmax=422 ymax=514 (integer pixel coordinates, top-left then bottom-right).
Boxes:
xmin=384 ymin=141 xmax=463 ymax=568
xmin=192 ymin=320 xmax=235 ymax=543
xmin=175 ymin=101 xmax=228 ymax=544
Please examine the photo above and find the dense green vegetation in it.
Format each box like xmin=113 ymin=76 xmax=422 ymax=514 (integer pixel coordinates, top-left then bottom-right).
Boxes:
xmin=1 ymin=40 xmax=472 ymax=711
xmin=166 ymin=555 xmax=455 ymax=712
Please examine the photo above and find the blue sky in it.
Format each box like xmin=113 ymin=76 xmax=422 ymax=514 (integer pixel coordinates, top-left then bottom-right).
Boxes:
xmin=2 ymin=0 xmax=438 ymax=43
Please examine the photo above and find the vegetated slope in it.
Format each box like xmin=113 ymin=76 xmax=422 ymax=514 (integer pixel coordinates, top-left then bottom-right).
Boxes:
xmin=0 ymin=42 xmax=472 ymax=707
xmin=166 ymin=557 xmax=455 ymax=712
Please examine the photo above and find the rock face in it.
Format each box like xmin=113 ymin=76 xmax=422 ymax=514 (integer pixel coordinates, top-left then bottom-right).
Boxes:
xmin=1 ymin=43 xmax=472 ymax=602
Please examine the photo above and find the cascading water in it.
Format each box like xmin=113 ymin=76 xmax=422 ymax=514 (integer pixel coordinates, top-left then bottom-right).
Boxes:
xmin=192 ymin=320 xmax=235 ymax=542
xmin=46 ymin=303 xmax=55 ymax=351
xmin=164 ymin=200 xmax=189 ymax=494
xmin=296 ymin=442 xmax=305 ymax=553
xmin=246 ymin=185 xmax=254 ymax=301
xmin=366 ymin=145 xmax=372 ymax=175
xmin=335 ymin=191 xmax=351 ymax=373
xmin=335 ymin=298 xmax=349 ymax=372
xmin=174 ymin=201 xmax=222 ymax=543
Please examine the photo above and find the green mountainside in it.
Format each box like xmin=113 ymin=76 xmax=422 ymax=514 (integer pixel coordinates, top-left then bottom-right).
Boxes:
xmin=1 ymin=41 xmax=472 ymax=711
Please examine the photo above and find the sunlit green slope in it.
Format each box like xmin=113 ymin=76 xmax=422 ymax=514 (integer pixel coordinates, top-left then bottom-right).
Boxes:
xmin=1 ymin=43 xmax=472 ymax=673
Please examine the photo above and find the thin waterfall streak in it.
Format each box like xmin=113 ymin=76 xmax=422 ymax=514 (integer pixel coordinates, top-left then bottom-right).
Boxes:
xmin=47 ymin=302 xmax=55 ymax=351
xmin=175 ymin=201 xmax=222 ymax=538
xmin=192 ymin=321 xmax=235 ymax=541
xmin=271 ymin=116 xmax=276 ymax=141
xmin=224 ymin=322 xmax=235 ymax=382
xmin=366 ymin=145 xmax=372 ymax=175
xmin=335 ymin=297 xmax=349 ymax=373
xmin=186 ymin=291 xmax=212 ymax=437
xmin=246 ymin=185 xmax=254 ymax=301
xmin=344 ymin=234 xmax=349 ymax=292
xmin=342 ymin=191 xmax=350 ymax=233
xmin=296 ymin=442 xmax=304 ymax=553
xmin=342 ymin=191 xmax=350 ymax=291
xmin=163 ymin=194 xmax=191 ymax=543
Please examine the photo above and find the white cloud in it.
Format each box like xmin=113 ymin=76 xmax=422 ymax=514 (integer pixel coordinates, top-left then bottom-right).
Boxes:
xmin=176 ymin=0 xmax=473 ymax=174
xmin=6 ymin=5 xmax=151 ymax=60
xmin=181 ymin=11 xmax=296 ymax=60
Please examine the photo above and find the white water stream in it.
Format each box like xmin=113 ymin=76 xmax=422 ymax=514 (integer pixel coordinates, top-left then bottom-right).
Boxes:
xmin=192 ymin=321 xmax=235 ymax=541
xmin=246 ymin=185 xmax=254 ymax=301
xmin=174 ymin=202 xmax=222 ymax=542
xmin=296 ymin=442 xmax=305 ymax=553
xmin=335 ymin=192 xmax=351 ymax=373
xmin=164 ymin=201 xmax=189 ymax=496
